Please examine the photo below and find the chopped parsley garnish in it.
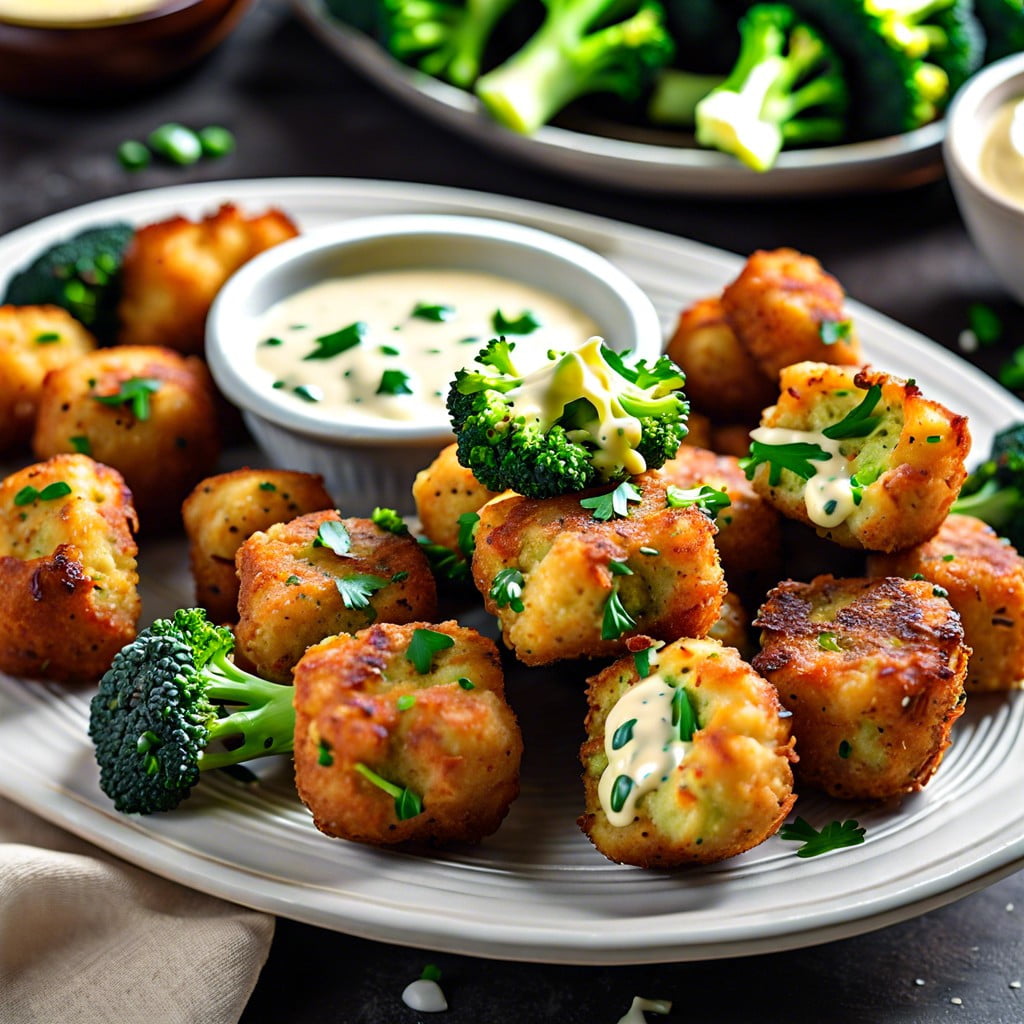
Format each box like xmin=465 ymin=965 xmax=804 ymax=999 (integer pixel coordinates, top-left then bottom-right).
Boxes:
xmin=838 ymin=739 xmax=852 ymax=759
xmin=457 ymin=677 xmax=475 ymax=690
xmin=418 ymin=538 xmax=471 ymax=583
xmin=490 ymin=567 xmax=525 ymax=612
xmin=611 ymin=718 xmax=636 ymax=750
xmin=492 ymin=309 xmax=541 ymax=334
xmin=671 ymin=686 xmax=698 ymax=742
xmin=314 ymin=519 xmax=352 ymax=557
xmin=926 ymin=435 xmax=941 ymax=444
xmin=334 ymin=573 xmax=389 ymax=616
xmin=601 ymin=589 xmax=636 ymax=640
xmin=303 ymin=322 xmax=366 ymax=360
xmin=942 ymin=553 xmax=955 ymax=562
xmin=633 ymin=648 xmax=651 ymax=677
xmin=354 ymin=762 xmax=423 ymax=820
xmin=317 ymin=739 xmax=333 ymax=767
xmin=379 ymin=344 xmax=401 ymax=356
xmin=148 ymin=122 xmax=202 ymax=165
xmin=285 ymin=575 xmax=301 ymax=586
xmin=457 ymin=511 xmax=480 ymax=558
xmin=740 ymin=440 xmax=831 ymax=485
xmin=412 ymin=302 xmax=456 ymax=322
xmin=421 ymin=964 xmax=442 ymax=983
xmin=819 ymin=319 xmax=853 ymax=345
xmin=377 ymin=369 xmax=413 ymax=396
xmin=117 ymin=139 xmax=150 ymax=171
xmin=933 ymin=585 xmax=949 ymax=598
xmin=779 ymin=817 xmax=865 ymax=857
xmin=69 ymin=435 xmax=91 ymax=455
xmin=34 ymin=331 xmax=61 ymax=344
xmin=608 ymin=559 xmax=633 ymax=576
xmin=396 ymin=694 xmax=416 ymax=711
xmin=910 ymin=572 xmax=925 ymax=581
xmin=14 ymin=481 xmax=72 ymax=506
xmin=92 ymin=376 xmax=162 ymax=421
xmin=258 ymin=481 xmax=277 ymax=492
xmin=817 ymin=632 xmax=842 ymax=652
xmin=609 ymin=774 xmax=633 ymax=813
xmin=665 ymin=484 xmax=731 ymax=519
xmin=371 ymin=507 xmax=410 ymax=535
xmin=821 ymin=384 xmax=883 ymax=440
xmin=197 ymin=124 xmax=235 ymax=158
xmin=261 ymin=336 xmax=284 ymax=347
xmin=406 ymin=627 xmax=455 ymax=674
xmin=391 ymin=571 xmax=409 ymax=583
xmin=639 ymin=546 xmax=659 ymax=556
xmin=580 ymin=480 xmax=642 ymax=521
xmin=293 ymin=384 xmax=322 ymax=403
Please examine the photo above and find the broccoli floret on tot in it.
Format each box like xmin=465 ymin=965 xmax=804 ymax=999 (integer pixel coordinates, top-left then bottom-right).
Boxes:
xmin=474 ymin=0 xmax=675 ymax=135
xmin=89 ymin=608 xmax=295 ymax=815
xmin=447 ymin=336 xmax=689 ymax=499
xmin=952 ymin=423 xmax=1024 ymax=550
xmin=692 ymin=4 xmax=848 ymax=172
xmin=2 ymin=223 xmax=133 ymax=342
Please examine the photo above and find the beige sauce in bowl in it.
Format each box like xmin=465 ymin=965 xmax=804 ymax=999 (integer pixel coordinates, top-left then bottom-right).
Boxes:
xmin=254 ymin=268 xmax=601 ymax=427
xmin=979 ymin=96 xmax=1024 ymax=206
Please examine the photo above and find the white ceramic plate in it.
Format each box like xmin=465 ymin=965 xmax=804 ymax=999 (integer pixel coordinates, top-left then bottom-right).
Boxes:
xmin=0 ymin=178 xmax=1022 ymax=966
xmin=293 ymin=0 xmax=946 ymax=198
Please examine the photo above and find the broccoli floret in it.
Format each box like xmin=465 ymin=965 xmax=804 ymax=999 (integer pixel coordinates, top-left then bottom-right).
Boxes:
xmin=951 ymin=423 xmax=1024 ymax=550
xmin=2 ymin=223 xmax=134 ymax=342
xmin=324 ymin=0 xmax=522 ymax=87
xmin=88 ymin=608 xmax=295 ymax=815
xmin=688 ymin=4 xmax=849 ymax=172
xmin=974 ymin=0 xmax=1024 ymax=63
xmin=474 ymin=0 xmax=675 ymax=135
xmin=447 ymin=337 xmax=688 ymax=498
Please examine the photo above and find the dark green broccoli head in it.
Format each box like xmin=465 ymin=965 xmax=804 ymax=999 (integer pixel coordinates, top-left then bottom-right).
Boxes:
xmin=952 ymin=422 xmax=1024 ymax=549
xmin=2 ymin=223 xmax=134 ymax=342
xmin=447 ymin=337 xmax=688 ymax=499
xmin=89 ymin=629 xmax=215 ymax=814
xmin=89 ymin=608 xmax=296 ymax=815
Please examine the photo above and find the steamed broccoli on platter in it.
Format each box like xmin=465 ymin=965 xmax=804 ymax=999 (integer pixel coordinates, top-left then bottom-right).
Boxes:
xmin=89 ymin=608 xmax=296 ymax=815
xmin=474 ymin=0 xmax=675 ymax=135
xmin=446 ymin=336 xmax=689 ymax=498
xmin=974 ymin=0 xmax=1024 ymax=63
xmin=1 ymin=223 xmax=134 ymax=342
xmin=952 ymin=422 xmax=1024 ymax=550
xmin=323 ymin=0 xmax=524 ymax=87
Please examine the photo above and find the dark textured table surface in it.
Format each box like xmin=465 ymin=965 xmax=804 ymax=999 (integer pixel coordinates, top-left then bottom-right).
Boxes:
xmin=3 ymin=2 xmax=1024 ymax=1022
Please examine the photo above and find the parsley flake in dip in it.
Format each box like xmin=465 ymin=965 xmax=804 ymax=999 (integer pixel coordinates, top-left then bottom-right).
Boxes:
xmin=253 ymin=268 xmax=600 ymax=426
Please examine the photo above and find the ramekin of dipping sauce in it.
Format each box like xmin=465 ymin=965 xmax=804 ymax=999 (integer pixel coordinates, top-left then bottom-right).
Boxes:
xmin=946 ymin=53 xmax=1024 ymax=305
xmin=0 ymin=0 xmax=250 ymax=99
xmin=206 ymin=214 xmax=663 ymax=514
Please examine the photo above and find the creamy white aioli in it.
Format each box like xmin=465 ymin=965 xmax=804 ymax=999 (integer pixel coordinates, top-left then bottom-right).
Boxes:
xmin=254 ymin=268 xmax=599 ymax=427
xmin=749 ymin=424 xmax=857 ymax=529
xmin=598 ymin=673 xmax=690 ymax=828
xmin=0 ymin=0 xmax=163 ymax=26
xmin=401 ymin=979 xmax=448 ymax=1013
xmin=979 ymin=96 xmax=1024 ymax=206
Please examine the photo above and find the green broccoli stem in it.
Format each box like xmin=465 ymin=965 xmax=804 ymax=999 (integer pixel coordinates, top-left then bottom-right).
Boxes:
xmin=475 ymin=0 xmax=670 ymax=135
xmin=647 ymin=68 xmax=724 ymax=127
xmin=695 ymin=7 xmax=847 ymax=172
xmin=197 ymin=652 xmax=296 ymax=770
xmin=951 ymin=479 xmax=1021 ymax=530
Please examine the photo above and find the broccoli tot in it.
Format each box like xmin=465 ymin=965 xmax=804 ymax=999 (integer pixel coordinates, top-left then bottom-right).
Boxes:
xmin=692 ymin=4 xmax=849 ymax=172
xmin=447 ymin=337 xmax=689 ymax=499
xmin=89 ymin=608 xmax=295 ymax=815
xmin=951 ymin=423 xmax=1024 ymax=550
xmin=474 ymin=0 xmax=675 ymax=135
xmin=2 ymin=223 xmax=134 ymax=342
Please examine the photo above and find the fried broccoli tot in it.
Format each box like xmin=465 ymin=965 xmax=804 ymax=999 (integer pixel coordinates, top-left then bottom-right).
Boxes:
xmin=32 ymin=344 xmax=221 ymax=529
xmin=117 ymin=203 xmax=298 ymax=355
xmin=868 ymin=514 xmax=1024 ymax=692
xmin=0 ymin=454 xmax=139 ymax=682
xmin=235 ymin=510 xmax=437 ymax=682
xmin=721 ymin=248 xmax=862 ymax=380
xmin=753 ymin=575 xmax=970 ymax=800
xmin=579 ymin=636 xmax=796 ymax=868
xmin=0 ymin=305 xmax=97 ymax=453
xmin=293 ymin=621 xmax=523 ymax=846
xmin=472 ymin=473 xmax=725 ymax=665
xmin=182 ymin=468 xmax=335 ymax=623
xmin=742 ymin=362 xmax=969 ymax=551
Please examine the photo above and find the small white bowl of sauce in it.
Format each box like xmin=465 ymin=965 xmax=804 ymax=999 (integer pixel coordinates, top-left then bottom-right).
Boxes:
xmin=206 ymin=214 xmax=663 ymax=514
xmin=946 ymin=53 xmax=1024 ymax=305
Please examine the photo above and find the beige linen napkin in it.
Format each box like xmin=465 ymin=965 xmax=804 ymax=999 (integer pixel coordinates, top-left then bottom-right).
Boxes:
xmin=0 ymin=795 xmax=274 ymax=1024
